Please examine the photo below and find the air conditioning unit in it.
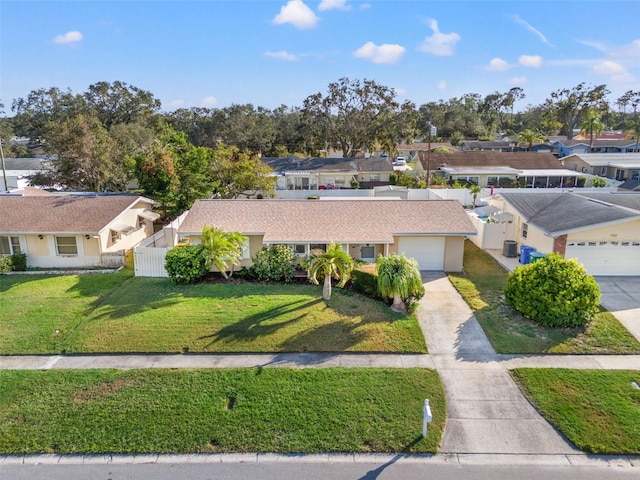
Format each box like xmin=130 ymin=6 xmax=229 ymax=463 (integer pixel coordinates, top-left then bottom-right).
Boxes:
xmin=502 ymin=240 xmax=517 ymax=258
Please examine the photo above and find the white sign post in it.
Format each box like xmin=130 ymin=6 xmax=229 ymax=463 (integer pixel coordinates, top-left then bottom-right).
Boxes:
xmin=422 ymin=399 xmax=432 ymax=438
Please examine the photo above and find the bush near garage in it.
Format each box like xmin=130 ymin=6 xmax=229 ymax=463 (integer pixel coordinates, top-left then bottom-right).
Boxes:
xmin=504 ymin=253 xmax=600 ymax=328
xmin=164 ymin=245 xmax=211 ymax=284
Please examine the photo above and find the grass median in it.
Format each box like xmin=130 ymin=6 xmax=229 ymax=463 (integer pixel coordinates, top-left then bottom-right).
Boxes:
xmin=0 ymin=368 xmax=445 ymax=454
xmin=0 ymin=269 xmax=426 ymax=354
xmin=448 ymin=240 xmax=640 ymax=354
xmin=511 ymin=368 xmax=640 ymax=454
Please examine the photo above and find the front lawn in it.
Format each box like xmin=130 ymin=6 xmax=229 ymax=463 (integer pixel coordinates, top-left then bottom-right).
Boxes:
xmin=511 ymin=369 xmax=640 ymax=454
xmin=447 ymin=240 xmax=640 ymax=354
xmin=0 ymin=368 xmax=445 ymax=454
xmin=0 ymin=270 xmax=426 ymax=354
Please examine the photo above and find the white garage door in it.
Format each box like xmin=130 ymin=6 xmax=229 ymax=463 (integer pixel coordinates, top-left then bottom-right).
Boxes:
xmin=565 ymin=241 xmax=640 ymax=276
xmin=397 ymin=236 xmax=445 ymax=270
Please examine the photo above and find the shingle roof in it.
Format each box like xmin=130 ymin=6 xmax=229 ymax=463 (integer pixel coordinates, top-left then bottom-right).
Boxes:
xmin=499 ymin=192 xmax=640 ymax=236
xmin=179 ymin=199 xmax=476 ymax=243
xmin=574 ymin=191 xmax=640 ymax=212
xmin=0 ymin=195 xmax=151 ymax=234
xmin=261 ymin=156 xmax=393 ymax=174
xmin=417 ymin=151 xmax=563 ymax=170
xmin=3 ymin=157 xmax=52 ymax=170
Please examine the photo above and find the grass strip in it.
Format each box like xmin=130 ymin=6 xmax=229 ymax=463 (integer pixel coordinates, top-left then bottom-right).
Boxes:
xmin=448 ymin=240 xmax=640 ymax=354
xmin=511 ymin=368 xmax=640 ymax=454
xmin=0 ymin=368 xmax=444 ymax=454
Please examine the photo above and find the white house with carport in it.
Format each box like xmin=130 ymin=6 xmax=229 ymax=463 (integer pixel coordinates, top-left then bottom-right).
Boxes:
xmin=562 ymin=153 xmax=640 ymax=182
xmin=487 ymin=191 xmax=640 ymax=276
xmin=177 ymin=199 xmax=476 ymax=272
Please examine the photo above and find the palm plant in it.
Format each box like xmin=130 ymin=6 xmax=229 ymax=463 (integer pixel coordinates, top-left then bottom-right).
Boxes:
xmin=376 ymin=254 xmax=425 ymax=314
xmin=303 ymin=243 xmax=355 ymax=300
xmin=468 ymin=184 xmax=483 ymax=208
xmin=201 ymin=226 xmax=247 ymax=278
xmin=624 ymin=118 xmax=640 ymax=153
xmin=579 ymin=110 xmax=605 ymax=151
xmin=517 ymin=129 xmax=545 ymax=151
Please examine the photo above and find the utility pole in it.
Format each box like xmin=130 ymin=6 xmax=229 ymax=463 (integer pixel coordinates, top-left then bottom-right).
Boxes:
xmin=0 ymin=137 xmax=8 ymax=192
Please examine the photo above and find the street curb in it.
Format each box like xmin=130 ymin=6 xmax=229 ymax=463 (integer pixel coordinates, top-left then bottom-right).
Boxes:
xmin=1 ymin=453 xmax=638 ymax=467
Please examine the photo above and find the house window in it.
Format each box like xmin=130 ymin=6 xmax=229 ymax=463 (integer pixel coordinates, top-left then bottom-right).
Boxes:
xmin=487 ymin=176 xmax=497 ymax=186
xmin=615 ymin=169 xmax=625 ymax=181
xmin=56 ymin=236 xmax=78 ymax=255
xmin=334 ymin=178 xmax=346 ymax=186
xmin=521 ymin=223 xmax=528 ymax=240
xmin=292 ymin=244 xmax=307 ymax=255
xmin=0 ymin=236 xmax=21 ymax=255
xmin=370 ymin=174 xmax=380 ymax=181
xmin=138 ymin=216 xmax=146 ymax=229
xmin=309 ymin=244 xmax=326 ymax=252
xmin=110 ymin=230 xmax=122 ymax=244
xmin=360 ymin=246 xmax=375 ymax=260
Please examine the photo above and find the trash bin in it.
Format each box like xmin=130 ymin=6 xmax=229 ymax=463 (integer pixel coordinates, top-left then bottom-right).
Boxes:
xmin=502 ymin=240 xmax=517 ymax=258
xmin=529 ymin=252 xmax=546 ymax=263
xmin=520 ymin=245 xmax=535 ymax=264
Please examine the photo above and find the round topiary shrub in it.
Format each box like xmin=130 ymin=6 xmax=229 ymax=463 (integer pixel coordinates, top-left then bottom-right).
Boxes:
xmin=504 ymin=253 xmax=600 ymax=328
xmin=164 ymin=245 xmax=211 ymax=284
xmin=250 ymin=244 xmax=297 ymax=283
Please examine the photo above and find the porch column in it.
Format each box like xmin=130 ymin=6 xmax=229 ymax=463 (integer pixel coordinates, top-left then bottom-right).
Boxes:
xmin=384 ymin=244 xmax=389 ymax=256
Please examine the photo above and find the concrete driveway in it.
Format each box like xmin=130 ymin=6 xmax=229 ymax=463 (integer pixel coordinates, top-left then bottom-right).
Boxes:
xmin=595 ymin=276 xmax=640 ymax=342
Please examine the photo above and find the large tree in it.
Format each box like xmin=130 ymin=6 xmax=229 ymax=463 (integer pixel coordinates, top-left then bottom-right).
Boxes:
xmin=301 ymin=77 xmax=415 ymax=157
xmin=82 ymin=81 xmax=161 ymax=128
xmin=542 ymin=83 xmax=609 ymax=139
xmin=517 ymin=129 xmax=546 ymax=151
xmin=579 ymin=110 xmax=605 ymax=150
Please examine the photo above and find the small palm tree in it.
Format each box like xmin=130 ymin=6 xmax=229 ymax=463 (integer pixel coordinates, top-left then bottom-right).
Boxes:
xmin=517 ymin=129 xmax=545 ymax=151
xmin=201 ymin=226 xmax=247 ymax=278
xmin=303 ymin=243 xmax=355 ymax=300
xmin=624 ymin=118 xmax=640 ymax=153
xmin=468 ymin=184 xmax=483 ymax=208
xmin=579 ymin=110 xmax=605 ymax=151
xmin=376 ymin=254 xmax=425 ymax=314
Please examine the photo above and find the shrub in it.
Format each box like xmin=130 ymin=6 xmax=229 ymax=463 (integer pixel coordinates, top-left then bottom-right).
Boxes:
xmin=577 ymin=176 xmax=587 ymax=187
xmin=0 ymin=256 xmax=12 ymax=273
xmin=590 ymin=176 xmax=607 ymax=188
xmin=164 ymin=245 xmax=211 ymax=284
xmin=349 ymin=266 xmax=383 ymax=300
xmin=10 ymin=253 xmax=27 ymax=271
xmin=504 ymin=253 xmax=600 ymax=328
xmin=250 ymin=244 xmax=297 ymax=283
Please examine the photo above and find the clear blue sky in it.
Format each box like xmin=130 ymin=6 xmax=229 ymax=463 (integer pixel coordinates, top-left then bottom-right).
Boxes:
xmin=2 ymin=0 xmax=639 ymax=113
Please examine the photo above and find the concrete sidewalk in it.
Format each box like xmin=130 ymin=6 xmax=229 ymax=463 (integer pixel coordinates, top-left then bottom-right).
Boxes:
xmin=417 ymin=272 xmax=579 ymax=455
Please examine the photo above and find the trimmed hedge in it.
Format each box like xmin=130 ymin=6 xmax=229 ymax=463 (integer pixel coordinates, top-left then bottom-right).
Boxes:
xmin=164 ymin=245 xmax=211 ymax=284
xmin=0 ymin=253 xmax=27 ymax=273
xmin=250 ymin=245 xmax=297 ymax=283
xmin=505 ymin=253 xmax=600 ymax=328
xmin=349 ymin=266 xmax=383 ymax=300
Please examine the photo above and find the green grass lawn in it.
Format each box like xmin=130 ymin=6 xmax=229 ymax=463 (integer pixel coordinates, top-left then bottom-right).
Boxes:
xmin=447 ymin=240 xmax=640 ymax=354
xmin=511 ymin=369 xmax=640 ymax=454
xmin=0 ymin=269 xmax=426 ymax=354
xmin=0 ymin=368 xmax=445 ymax=454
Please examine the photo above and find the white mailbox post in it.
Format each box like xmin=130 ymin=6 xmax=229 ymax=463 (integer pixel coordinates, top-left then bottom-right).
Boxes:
xmin=422 ymin=399 xmax=432 ymax=438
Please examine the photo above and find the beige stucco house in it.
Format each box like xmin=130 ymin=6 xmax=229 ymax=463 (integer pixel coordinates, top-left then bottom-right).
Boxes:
xmin=0 ymin=194 xmax=159 ymax=269
xmin=178 ymin=199 xmax=476 ymax=272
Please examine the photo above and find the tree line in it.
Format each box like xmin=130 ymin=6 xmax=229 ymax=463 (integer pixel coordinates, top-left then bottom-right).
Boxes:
xmin=1 ymin=78 xmax=639 ymax=216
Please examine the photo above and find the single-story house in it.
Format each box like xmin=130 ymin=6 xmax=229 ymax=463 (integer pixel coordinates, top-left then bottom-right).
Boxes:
xmin=487 ymin=191 xmax=640 ymax=275
xmin=562 ymin=153 xmax=640 ymax=181
xmin=0 ymin=194 xmax=159 ymax=269
xmin=413 ymin=151 xmax=581 ymax=188
xmin=261 ymin=156 xmax=394 ymax=190
xmin=396 ymin=142 xmax=456 ymax=161
xmin=553 ymin=137 xmax=638 ymax=158
xmin=0 ymin=157 xmax=54 ymax=192
xmin=460 ymin=140 xmax=517 ymax=152
xmin=178 ymin=199 xmax=477 ymax=272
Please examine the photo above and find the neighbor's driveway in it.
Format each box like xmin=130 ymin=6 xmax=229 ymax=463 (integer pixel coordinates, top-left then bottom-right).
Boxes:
xmin=595 ymin=276 xmax=640 ymax=342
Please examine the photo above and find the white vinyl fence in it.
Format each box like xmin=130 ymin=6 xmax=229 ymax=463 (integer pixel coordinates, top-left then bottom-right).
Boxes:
xmin=133 ymin=212 xmax=187 ymax=277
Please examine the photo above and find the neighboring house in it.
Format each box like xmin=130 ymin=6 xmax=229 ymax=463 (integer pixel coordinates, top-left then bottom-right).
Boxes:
xmin=261 ymin=156 xmax=394 ymax=190
xmin=562 ymin=153 xmax=640 ymax=181
xmin=396 ymin=142 xmax=456 ymax=161
xmin=178 ymin=199 xmax=476 ymax=272
xmin=487 ymin=191 xmax=640 ymax=275
xmin=0 ymin=194 xmax=159 ymax=269
xmin=553 ymin=137 xmax=638 ymax=158
xmin=0 ymin=157 xmax=53 ymax=191
xmin=414 ymin=151 xmax=581 ymax=188
xmin=460 ymin=140 xmax=517 ymax=152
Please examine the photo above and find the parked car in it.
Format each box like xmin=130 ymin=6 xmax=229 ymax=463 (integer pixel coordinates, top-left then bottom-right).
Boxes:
xmin=394 ymin=156 xmax=406 ymax=166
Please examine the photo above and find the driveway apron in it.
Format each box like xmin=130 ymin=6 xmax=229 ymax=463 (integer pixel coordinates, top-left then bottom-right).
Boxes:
xmin=417 ymin=272 xmax=579 ymax=454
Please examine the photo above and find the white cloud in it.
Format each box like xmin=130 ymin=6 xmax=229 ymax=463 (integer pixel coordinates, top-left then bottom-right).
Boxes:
xmin=437 ymin=80 xmax=447 ymax=90
xmin=511 ymin=15 xmax=554 ymax=48
xmin=201 ymin=96 xmax=218 ymax=107
xmin=353 ymin=41 xmax=405 ymax=64
xmin=509 ymin=76 xmax=528 ymax=85
xmin=486 ymin=57 xmax=509 ymax=71
xmin=593 ymin=61 xmax=635 ymax=83
xmin=169 ymin=99 xmax=184 ymax=108
xmin=418 ymin=19 xmax=460 ymax=56
xmin=53 ymin=30 xmax=83 ymax=44
xmin=578 ymin=40 xmax=607 ymax=52
xmin=610 ymin=39 xmax=640 ymax=58
xmin=265 ymin=51 xmax=299 ymax=61
xmin=273 ymin=0 xmax=318 ymax=29
xmin=359 ymin=3 xmax=371 ymax=9
xmin=318 ymin=0 xmax=350 ymax=11
xmin=518 ymin=54 xmax=543 ymax=68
